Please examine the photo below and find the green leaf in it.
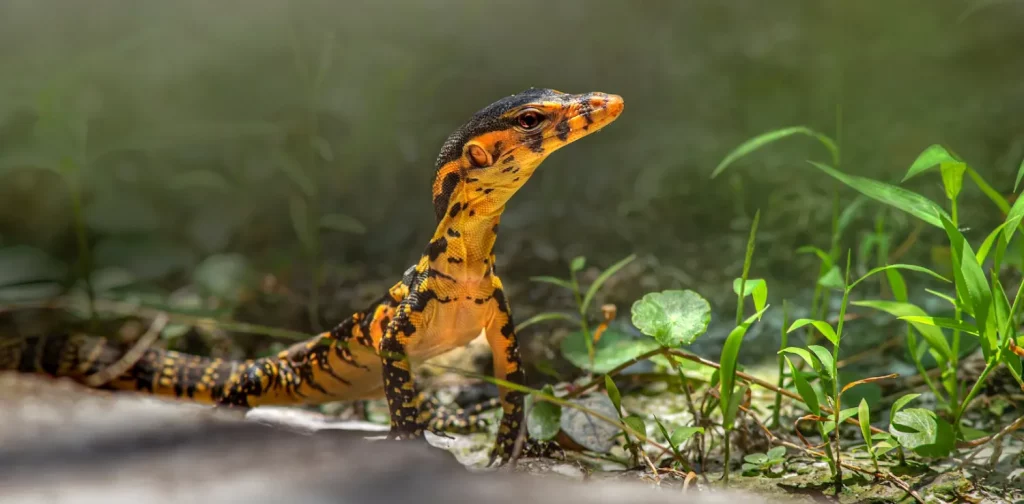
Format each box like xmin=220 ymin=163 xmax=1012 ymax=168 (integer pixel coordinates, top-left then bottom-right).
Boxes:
xmin=623 ymin=415 xmax=647 ymax=438
xmin=851 ymin=300 xmax=953 ymax=361
xmin=940 ymin=214 xmax=991 ymax=345
xmin=1016 ymin=155 xmax=1024 ymax=193
xmin=724 ymin=384 xmax=748 ymax=430
xmin=902 ymin=144 xmax=959 ymax=182
xmin=560 ymin=329 xmax=660 ymax=374
xmin=720 ymin=307 xmax=769 ymax=428
xmin=966 ymin=166 xmax=1010 ymax=213
xmin=1003 ymin=191 xmax=1024 ymax=244
xmin=940 ymin=161 xmax=967 ymax=201
xmin=818 ymin=266 xmax=845 ymax=290
xmin=822 ymin=407 xmax=859 ymax=435
xmin=733 ymin=278 xmax=768 ymax=313
xmin=850 ymin=263 xmax=950 ymax=289
xmin=810 ymin=161 xmax=951 ymax=229
xmin=898 ymin=316 xmax=979 ymax=335
xmin=527 ymin=394 xmax=562 ymax=441
xmin=858 ymin=398 xmax=873 ymax=451
xmin=766 ymin=445 xmax=787 ymax=461
xmin=787 ymin=318 xmax=838 ymax=346
xmin=319 ymin=213 xmax=366 ymax=234
xmin=275 ymin=150 xmax=317 ymax=199
xmin=0 ymin=246 xmax=67 ymax=287
xmin=744 ymin=453 xmax=769 ymax=465
xmin=978 ymin=220 xmax=1014 ymax=264
xmin=167 ymin=170 xmax=231 ymax=192
xmin=796 ymin=245 xmax=834 ymax=269
xmin=889 ymin=408 xmax=955 ymax=458
xmin=670 ymin=426 xmax=704 ymax=446
xmin=653 ymin=416 xmax=679 ymax=454
xmin=570 ymin=256 xmax=587 ymax=273
xmin=581 ymin=254 xmax=636 ymax=314
xmin=924 ymin=289 xmax=959 ymax=308
xmin=529 ymin=276 xmax=575 ymax=290
xmin=630 ymin=289 xmax=712 ymax=347
xmin=711 ymin=126 xmax=838 ymax=179
xmin=779 ymin=347 xmax=820 ymax=373
xmin=605 ymin=375 xmax=622 ymax=413
xmin=89 ymin=267 xmax=137 ymax=292
xmin=807 ymin=345 xmax=835 ymax=380
xmin=886 ymin=268 xmax=908 ymax=302
xmin=192 ymin=253 xmax=252 ymax=303
xmin=785 ymin=356 xmax=819 ymax=414
xmin=289 ymin=195 xmax=315 ymax=252
xmin=310 ymin=136 xmax=334 ymax=162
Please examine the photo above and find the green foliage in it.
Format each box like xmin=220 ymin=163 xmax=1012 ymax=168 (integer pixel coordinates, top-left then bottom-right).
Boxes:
xmin=889 ymin=408 xmax=955 ymax=458
xmin=560 ymin=329 xmax=659 ymax=374
xmin=526 ymin=385 xmax=562 ymax=441
xmin=732 ymin=278 xmax=767 ymax=313
xmin=630 ymin=290 xmax=711 ymax=347
xmin=787 ymin=319 xmax=838 ymax=346
xmin=809 ymin=161 xmax=951 ymax=228
xmin=851 ymin=300 xmax=953 ymax=361
xmin=529 ymin=254 xmax=638 ymax=370
xmin=741 ymin=446 xmax=787 ymax=476
xmin=710 ymin=126 xmax=838 ymax=179
xmin=720 ymin=308 xmax=768 ymax=429
xmin=901 ymin=144 xmax=961 ymax=182
xmin=1016 ymin=155 xmax=1024 ymax=192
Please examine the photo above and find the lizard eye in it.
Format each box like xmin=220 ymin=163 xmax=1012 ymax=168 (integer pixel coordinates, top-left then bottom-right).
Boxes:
xmin=516 ymin=110 xmax=544 ymax=130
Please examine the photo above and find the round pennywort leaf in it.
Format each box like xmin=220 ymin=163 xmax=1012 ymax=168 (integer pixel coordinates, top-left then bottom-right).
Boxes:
xmin=526 ymin=397 xmax=562 ymax=441
xmin=630 ymin=290 xmax=711 ymax=347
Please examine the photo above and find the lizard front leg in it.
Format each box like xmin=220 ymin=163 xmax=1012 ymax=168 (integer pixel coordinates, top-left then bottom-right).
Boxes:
xmin=379 ymin=301 xmax=427 ymax=440
xmin=485 ymin=279 xmax=558 ymax=464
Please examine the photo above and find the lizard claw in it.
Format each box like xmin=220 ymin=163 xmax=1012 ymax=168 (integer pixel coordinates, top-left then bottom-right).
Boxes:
xmin=488 ymin=437 xmax=563 ymax=466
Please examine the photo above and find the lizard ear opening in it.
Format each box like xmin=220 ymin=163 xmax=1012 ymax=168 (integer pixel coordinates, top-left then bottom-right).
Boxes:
xmin=466 ymin=143 xmax=492 ymax=168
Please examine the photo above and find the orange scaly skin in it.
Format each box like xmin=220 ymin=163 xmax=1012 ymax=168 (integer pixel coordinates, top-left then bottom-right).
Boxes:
xmin=0 ymin=89 xmax=624 ymax=463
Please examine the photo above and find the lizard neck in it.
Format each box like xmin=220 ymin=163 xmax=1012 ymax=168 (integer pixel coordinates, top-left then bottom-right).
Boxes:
xmin=426 ymin=184 xmax=503 ymax=283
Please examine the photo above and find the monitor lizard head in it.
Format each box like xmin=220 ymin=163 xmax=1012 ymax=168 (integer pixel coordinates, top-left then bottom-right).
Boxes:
xmin=431 ymin=88 xmax=624 ymax=222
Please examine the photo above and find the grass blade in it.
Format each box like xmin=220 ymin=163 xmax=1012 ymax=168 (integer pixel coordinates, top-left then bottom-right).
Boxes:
xmin=581 ymin=254 xmax=637 ymax=314
xmin=785 ymin=356 xmax=820 ymax=415
xmin=712 ymin=126 xmax=838 ymax=179
xmin=1003 ymin=191 xmax=1024 ymax=244
xmin=940 ymin=214 xmax=992 ymax=346
xmin=810 ymin=161 xmax=951 ymax=229
xmin=852 ymin=300 xmax=953 ymax=361
xmin=530 ymin=276 xmax=575 ymax=290
xmin=1017 ymin=155 xmax=1024 ymax=193
xmin=898 ymin=316 xmax=979 ymax=336
xmin=902 ymin=144 xmax=959 ymax=182
xmin=515 ymin=311 xmax=579 ymax=332
xmin=787 ymin=318 xmax=838 ymax=346
xmin=850 ymin=263 xmax=950 ymax=289
xmin=720 ymin=307 xmax=768 ymax=428
xmin=967 ymin=166 xmax=1010 ymax=214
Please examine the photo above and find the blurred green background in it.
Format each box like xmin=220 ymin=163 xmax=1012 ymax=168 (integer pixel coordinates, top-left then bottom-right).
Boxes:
xmin=1 ymin=0 xmax=1022 ymax=365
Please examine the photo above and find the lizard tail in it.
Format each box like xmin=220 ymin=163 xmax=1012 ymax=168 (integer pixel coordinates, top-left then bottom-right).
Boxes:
xmin=0 ymin=333 xmax=251 ymax=405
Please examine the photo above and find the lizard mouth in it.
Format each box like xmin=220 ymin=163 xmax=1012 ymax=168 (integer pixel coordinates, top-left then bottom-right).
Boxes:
xmin=548 ymin=93 xmax=624 ymax=143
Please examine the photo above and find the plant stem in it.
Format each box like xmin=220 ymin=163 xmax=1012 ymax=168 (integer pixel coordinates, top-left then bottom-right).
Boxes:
xmin=65 ymin=162 xmax=95 ymax=324
xmin=722 ymin=432 xmax=731 ymax=484
xmin=950 ymin=198 xmax=962 ymax=412
xmin=772 ymin=300 xmax=789 ymax=429
xmin=571 ymin=269 xmax=594 ymax=367
xmin=955 ymin=356 xmax=997 ymax=427
xmin=905 ymin=324 xmax=947 ymax=411
xmin=831 ymin=251 xmax=852 ymax=493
